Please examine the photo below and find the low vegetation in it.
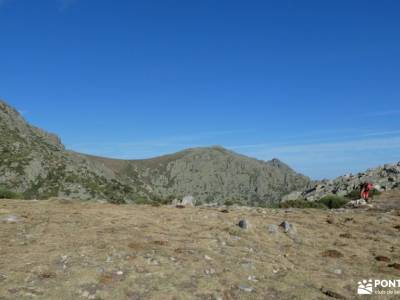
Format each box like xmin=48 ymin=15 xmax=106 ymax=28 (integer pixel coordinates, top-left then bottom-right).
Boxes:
xmin=278 ymin=199 xmax=327 ymax=209
xmin=317 ymin=195 xmax=349 ymax=209
xmin=0 ymin=188 xmax=21 ymax=199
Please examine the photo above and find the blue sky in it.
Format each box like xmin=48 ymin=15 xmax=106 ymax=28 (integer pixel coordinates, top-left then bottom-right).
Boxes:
xmin=1 ymin=0 xmax=399 ymax=179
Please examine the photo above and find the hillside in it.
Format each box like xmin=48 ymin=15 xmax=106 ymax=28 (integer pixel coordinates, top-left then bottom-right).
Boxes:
xmin=86 ymin=147 xmax=310 ymax=205
xmin=283 ymin=162 xmax=400 ymax=203
xmin=1 ymin=192 xmax=400 ymax=299
xmin=0 ymin=100 xmax=309 ymax=205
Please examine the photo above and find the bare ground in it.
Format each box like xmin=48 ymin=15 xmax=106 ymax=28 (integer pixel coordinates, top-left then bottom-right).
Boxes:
xmin=1 ymin=192 xmax=400 ymax=300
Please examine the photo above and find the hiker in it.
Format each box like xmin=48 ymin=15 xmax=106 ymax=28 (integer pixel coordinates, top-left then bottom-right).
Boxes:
xmin=360 ymin=182 xmax=374 ymax=202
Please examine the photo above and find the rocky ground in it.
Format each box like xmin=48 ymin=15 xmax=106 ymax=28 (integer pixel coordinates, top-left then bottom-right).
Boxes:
xmin=1 ymin=191 xmax=400 ymax=300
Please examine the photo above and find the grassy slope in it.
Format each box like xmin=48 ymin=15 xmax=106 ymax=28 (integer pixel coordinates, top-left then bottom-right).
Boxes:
xmin=0 ymin=191 xmax=399 ymax=299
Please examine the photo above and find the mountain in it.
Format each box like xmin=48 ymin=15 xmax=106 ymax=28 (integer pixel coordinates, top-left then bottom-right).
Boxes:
xmin=86 ymin=147 xmax=310 ymax=205
xmin=283 ymin=162 xmax=400 ymax=202
xmin=0 ymin=99 xmax=310 ymax=205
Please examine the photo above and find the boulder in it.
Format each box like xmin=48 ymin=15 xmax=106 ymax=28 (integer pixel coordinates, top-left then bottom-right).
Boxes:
xmin=181 ymin=195 xmax=194 ymax=207
xmin=281 ymin=191 xmax=302 ymax=202
xmin=238 ymin=220 xmax=250 ymax=229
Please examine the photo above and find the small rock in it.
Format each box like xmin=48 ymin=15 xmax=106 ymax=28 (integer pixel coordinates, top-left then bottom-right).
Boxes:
xmin=375 ymin=256 xmax=391 ymax=262
xmin=339 ymin=233 xmax=352 ymax=239
xmin=204 ymin=255 xmax=212 ymax=261
xmin=326 ymin=215 xmax=336 ymax=224
xmin=116 ymin=271 xmax=124 ymax=276
xmin=333 ymin=269 xmax=342 ymax=275
xmin=322 ymin=249 xmax=344 ymax=258
xmin=205 ymin=268 xmax=216 ymax=275
xmin=388 ymin=263 xmax=400 ymax=270
xmin=267 ymin=224 xmax=278 ymax=235
xmin=247 ymin=275 xmax=258 ymax=281
xmin=279 ymin=221 xmax=296 ymax=234
xmin=0 ymin=215 xmax=19 ymax=223
xmin=238 ymin=220 xmax=250 ymax=229
xmin=82 ymin=291 xmax=90 ymax=298
xmin=320 ymin=287 xmax=346 ymax=299
xmin=345 ymin=199 xmax=366 ymax=208
xmin=239 ymin=285 xmax=254 ymax=293
xmin=181 ymin=195 xmax=194 ymax=207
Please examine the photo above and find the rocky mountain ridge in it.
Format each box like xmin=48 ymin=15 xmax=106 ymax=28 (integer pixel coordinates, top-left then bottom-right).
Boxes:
xmin=283 ymin=162 xmax=400 ymax=202
xmin=0 ymin=99 xmax=310 ymax=205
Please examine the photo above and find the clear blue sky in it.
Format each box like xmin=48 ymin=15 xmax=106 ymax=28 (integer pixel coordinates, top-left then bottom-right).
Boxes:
xmin=1 ymin=0 xmax=399 ymax=179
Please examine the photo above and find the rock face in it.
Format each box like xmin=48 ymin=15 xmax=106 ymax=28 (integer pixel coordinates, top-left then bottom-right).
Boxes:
xmin=0 ymin=100 xmax=137 ymax=202
xmin=87 ymin=147 xmax=310 ymax=205
xmin=283 ymin=163 xmax=400 ymax=202
xmin=0 ymin=99 xmax=310 ymax=205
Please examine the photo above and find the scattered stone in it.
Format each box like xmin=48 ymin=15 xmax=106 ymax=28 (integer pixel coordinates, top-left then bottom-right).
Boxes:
xmin=181 ymin=195 xmax=194 ymax=207
xmin=339 ymin=233 xmax=352 ymax=239
xmin=0 ymin=215 xmax=19 ymax=223
xmin=388 ymin=263 xmax=400 ymax=270
xmin=326 ymin=215 xmax=336 ymax=224
xmin=322 ymin=250 xmax=344 ymax=258
xmin=247 ymin=275 xmax=258 ymax=282
xmin=281 ymin=191 xmax=302 ymax=202
xmin=205 ymin=268 xmax=216 ymax=275
xmin=238 ymin=219 xmax=250 ymax=229
xmin=38 ymin=271 xmax=56 ymax=280
xmin=204 ymin=255 xmax=212 ymax=261
xmin=279 ymin=221 xmax=296 ymax=234
xmin=116 ymin=271 xmax=124 ymax=276
xmin=153 ymin=240 xmax=168 ymax=246
xmin=320 ymin=287 xmax=347 ymax=299
xmin=345 ymin=199 xmax=367 ymax=208
xmin=220 ymin=209 xmax=229 ymax=213
xmin=375 ymin=256 xmax=391 ymax=262
xmin=343 ymin=217 xmax=354 ymax=223
xmin=238 ymin=285 xmax=254 ymax=293
xmin=267 ymin=224 xmax=278 ymax=235
xmin=333 ymin=269 xmax=342 ymax=275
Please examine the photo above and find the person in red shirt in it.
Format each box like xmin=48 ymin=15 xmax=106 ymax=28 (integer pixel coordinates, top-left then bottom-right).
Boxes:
xmin=360 ymin=182 xmax=374 ymax=202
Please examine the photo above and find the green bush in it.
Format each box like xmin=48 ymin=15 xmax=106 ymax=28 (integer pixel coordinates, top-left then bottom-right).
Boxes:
xmin=224 ymin=199 xmax=242 ymax=206
xmin=133 ymin=197 xmax=155 ymax=205
xmin=0 ymin=188 xmax=21 ymax=199
xmin=108 ymin=198 xmax=127 ymax=205
xmin=317 ymin=195 xmax=349 ymax=209
xmin=279 ymin=200 xmax=327 ymax=209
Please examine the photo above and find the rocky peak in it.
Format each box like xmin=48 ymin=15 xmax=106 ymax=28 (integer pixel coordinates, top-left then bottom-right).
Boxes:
xmin=283 ymin=162 xmax=400 ymax=202
xmin=0 ymin=99 xmax=64 ymax=150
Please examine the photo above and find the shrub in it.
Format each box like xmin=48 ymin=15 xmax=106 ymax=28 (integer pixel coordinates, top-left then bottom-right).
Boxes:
xmin=224 ymin=199 xmax=242 ymax=206
xmin=108 ymin=198 xmax=127 ymax=205
xmin=279 ymin=200 xmax=326 ymax=209
xmin=318 ymin=195 xmax=349 ymax=209
xmin=0 ymin=188 xmax=21 ymax=199
xmin=133 ymin=197 xmax=154 ymax=205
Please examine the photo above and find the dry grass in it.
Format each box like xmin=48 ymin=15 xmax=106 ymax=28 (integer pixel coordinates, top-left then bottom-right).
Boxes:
xmin=0 ymin=193 xmax=400 ymax=300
